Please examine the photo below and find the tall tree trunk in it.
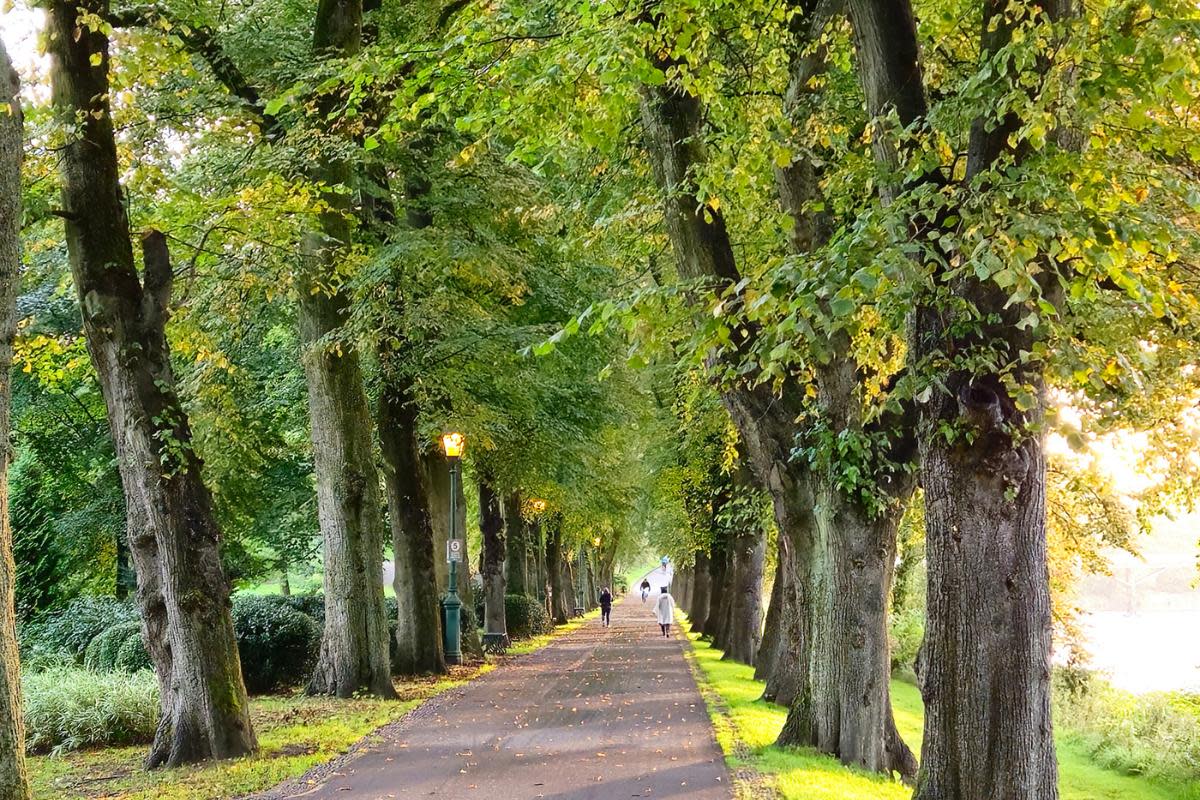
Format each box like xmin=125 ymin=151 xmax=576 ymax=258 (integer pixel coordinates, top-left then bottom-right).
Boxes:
xmin=700 ymin=536 xmax=728 ymax=638
xmin=545 ymin=521 xmax=568 ymax=625
xmin=115 ymin=529 xmax=134 ymax=599
xmin=755 ymin=554 xmax=784 ymax=681
xmin=687 ymin=550 xmax=711 ymax=628
xmin=677 ymin=564 xmax=692 ymax=613
xmin=422 ymin=450 xmax=483 ymax=658
xmin=563 ymin=555 xmax=578 ymax=616
xmin=529 ymin=519 xmax=546 ymax=603
xmin=479 ymin=475 xmax=507 ymax=640
xmin=777 ymin=472 xmax=916 ymax=778
xmin=279 ymin=563 xmax=291 ymax=597
xmin=762 ymin=539 xmax=804 ymax=707
xmin=45 ymin=1 xmax=256 ymax=765
xmin=299 ymin=0 xmax=395 ymax=699
xmin=503 ymin=493 xmax=529 ymax=596
xmin=848 ymin=0 xmax=1066 ymax=794
xmin=722 ymin=520 xmax=766 ymax=666
xmin=584 ymin=554 xmax=597 ymax=610
xmin=637 ymin=22 xmax=818 ymax=744
xmin=0 ymin=41 xmax=30 ymax=800
xmin=378 ymin=386 xmax=445 ymax=675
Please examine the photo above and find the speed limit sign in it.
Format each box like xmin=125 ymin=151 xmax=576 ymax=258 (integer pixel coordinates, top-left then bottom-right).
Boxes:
xmin=447 ymin=539 xmax=463 ymax=563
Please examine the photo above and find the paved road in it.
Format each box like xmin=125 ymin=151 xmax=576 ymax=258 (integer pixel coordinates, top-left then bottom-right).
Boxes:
xmin=256 ymin=573 xmax=729 ymax=800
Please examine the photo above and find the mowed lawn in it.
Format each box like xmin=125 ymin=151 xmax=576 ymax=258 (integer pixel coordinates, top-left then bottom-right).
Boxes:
xmin=685 ymin=631 xmax=1200 ymax=800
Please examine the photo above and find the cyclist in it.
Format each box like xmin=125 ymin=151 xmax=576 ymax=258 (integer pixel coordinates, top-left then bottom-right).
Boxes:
xmin=640 ymin=577 xmax=651 ymax=602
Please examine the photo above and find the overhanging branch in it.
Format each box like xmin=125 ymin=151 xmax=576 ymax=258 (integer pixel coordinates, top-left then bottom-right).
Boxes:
xmin=108 ymin=4 xmax=281 ymax=136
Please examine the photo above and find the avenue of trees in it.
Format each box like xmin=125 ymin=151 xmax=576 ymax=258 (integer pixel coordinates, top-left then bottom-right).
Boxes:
xmin=1 ymin=0 xmax=1198 ymax=798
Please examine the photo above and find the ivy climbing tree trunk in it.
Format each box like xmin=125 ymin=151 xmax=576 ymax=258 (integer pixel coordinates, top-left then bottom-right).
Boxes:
xmin=0 ymin=40 xmax=30 ymax=800
xmin=300 ymin=0 xmax=395 ymax=699
xmin=378 ymin=383 xmax=445 ymax=675
xmin=45 ymin=0 xmax=256 ymax=766
xmin=479 ymin=475 xmax=507 ymax=641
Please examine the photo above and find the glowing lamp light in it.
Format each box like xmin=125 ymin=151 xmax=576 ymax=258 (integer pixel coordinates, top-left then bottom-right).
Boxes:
xmin=592 ymin=536 xmax=602 ymax=547
xmin=530 ymin=498 xmax=547 ymax=513
xmin=442 ymin=432 xmax=465 ymax=458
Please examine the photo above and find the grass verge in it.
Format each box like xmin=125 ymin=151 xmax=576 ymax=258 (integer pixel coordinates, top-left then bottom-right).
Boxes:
xmin=28 ymin=614 xmax=595 ymax=800
xmin=681 ymin=621 xmax=1200 ymax=800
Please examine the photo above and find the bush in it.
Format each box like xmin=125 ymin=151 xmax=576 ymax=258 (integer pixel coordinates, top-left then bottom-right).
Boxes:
xmin=285 ymin=592 xmax=326 ymax=623
xmin=83 ymin=620 xmax=142 ymax=672
xmin=21 ymin=596 xmax=138 ymax=665
xmin=1054 ymin=673 xmax=1200 ymax=782
xmin=23 ymin=667 xmax=159 ymax=755
xmin=232 ymin=594 xmax=321 ymax=693
xmin=115 ymin=630 xmax=153 ymax=673
xmin=888 ymin=606 xmax=924 ymax=675
xmin=504 ymin=594 xmax=552 ymax=639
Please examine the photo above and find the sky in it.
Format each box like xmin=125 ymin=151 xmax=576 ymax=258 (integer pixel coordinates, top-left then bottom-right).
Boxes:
xmin=1 ymin=4 xmax=42 ymax=72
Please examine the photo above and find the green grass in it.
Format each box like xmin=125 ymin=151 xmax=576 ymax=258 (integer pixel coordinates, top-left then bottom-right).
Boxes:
xmin=28 ymin=614 xmax=591 ymax=800
xmin=682 ymin=624 xmax=1200 ymax=800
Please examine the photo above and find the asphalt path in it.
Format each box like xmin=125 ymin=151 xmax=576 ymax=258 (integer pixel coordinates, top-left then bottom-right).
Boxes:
xmin=253 ymin=568 xmax=729 ymax=799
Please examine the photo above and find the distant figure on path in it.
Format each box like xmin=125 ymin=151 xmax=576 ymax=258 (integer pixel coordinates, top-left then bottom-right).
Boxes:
xmin=599 ymin=587 xmax=613 ymax=627
xmin=640 ymin=578 xmax=651 ymax=603
xmin=654 ymin=586 xmax=675 ymax=637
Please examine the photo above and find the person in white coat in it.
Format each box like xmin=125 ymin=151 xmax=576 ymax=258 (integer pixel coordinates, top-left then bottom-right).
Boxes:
xmin=654 ymin=586 xmax=675 ymax=637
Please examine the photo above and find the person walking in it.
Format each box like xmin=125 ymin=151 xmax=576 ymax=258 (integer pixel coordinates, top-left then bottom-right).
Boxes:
xmin=654 ymin=586 xmax=675 ymax=637
xmin=599 ymin=587 xmax=613 ymax=627
xmin=640 ymin=577 xmax=651 ymax=603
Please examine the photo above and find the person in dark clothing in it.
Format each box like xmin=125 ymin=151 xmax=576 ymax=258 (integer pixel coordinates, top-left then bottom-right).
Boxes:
xmin=640 ymin=578 xmax=651 ymax=602
xmin=599 ymin=587 xmax=613 ymax=627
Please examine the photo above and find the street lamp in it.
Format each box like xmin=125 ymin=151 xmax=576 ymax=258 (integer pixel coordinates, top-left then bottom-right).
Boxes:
xmin=441 ymin=432 xmax=465 ymax=666
xmin=527 ymin=498 xmax=548 ymax=609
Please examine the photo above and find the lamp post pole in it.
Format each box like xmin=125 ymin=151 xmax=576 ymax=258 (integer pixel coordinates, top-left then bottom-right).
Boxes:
xmin=441 ymin=434 xmax=465 ymax=666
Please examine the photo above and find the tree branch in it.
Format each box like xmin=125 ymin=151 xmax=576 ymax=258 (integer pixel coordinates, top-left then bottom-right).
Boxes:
xmin=108 ymin=5 xmax=281 ymax=137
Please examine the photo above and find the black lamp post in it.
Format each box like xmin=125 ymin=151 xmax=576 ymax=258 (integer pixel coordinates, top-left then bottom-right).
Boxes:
xmin=441 ymin=432 xmax=465 ymax=665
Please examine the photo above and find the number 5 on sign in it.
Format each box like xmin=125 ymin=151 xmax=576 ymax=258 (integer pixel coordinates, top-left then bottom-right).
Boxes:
xmin=447 ymin=539 xmax=463 ymax=563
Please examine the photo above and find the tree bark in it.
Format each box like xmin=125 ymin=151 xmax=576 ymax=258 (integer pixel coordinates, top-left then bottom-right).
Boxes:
xmin=378 ymin=385 xmax=445 ymax=675
xmin=700 ymin=536 xmax=728 ymax=638
xmin=847 ymin=0 xmax=1067 ymax=795
xmin=503 ymin=493 xmax=530 ymax=596
xmin=777 ymin=467 xmax=916 ymax=778
xmin=755 ymin=554 xmax=784 ymax=681
xmin=687 ymin=550 xmax=711 ymax=629
xmin=677 ymin=564 xmax=692 ymax=613
xmin=299 ymin=0 xmax=395 ymax=700
xmin=45 ymin=0 xmax=256 ymax=765
xmin=545 ymin=520 xmax=569 ymax=625
xmin=584 ymin=554 xmax=597 ymax=610
xmin=722 ymin=519 xmax=766 ymax=666
xmin=479 ymin=475 xmax=507 ymax=639
xmin=563 ymin=555 xmax=579 ymax=616
xmin=0 ymin=41 xmax=30 ymax=800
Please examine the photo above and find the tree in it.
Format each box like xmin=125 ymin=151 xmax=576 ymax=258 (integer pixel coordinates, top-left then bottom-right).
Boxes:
xmin=636 ymin=3 xmax=915 ymax=776
xmin=0 ymin=37 xmax=31 ymax=800
xmin=299 ymin=0 xmax=396 ymax=699
xmin=43 ymin=0 xmax=256 ymax=766
xmin=478 ymin=472 xmax=508 ymax=645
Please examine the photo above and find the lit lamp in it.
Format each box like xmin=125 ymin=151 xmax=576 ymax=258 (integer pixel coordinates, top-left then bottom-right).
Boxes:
xmin=441 ymin=432 xmax=465 ymax=665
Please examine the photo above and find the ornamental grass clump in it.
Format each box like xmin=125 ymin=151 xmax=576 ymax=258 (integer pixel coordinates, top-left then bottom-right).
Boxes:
xmin=23 ymin=667 xmax=158 ymax=755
